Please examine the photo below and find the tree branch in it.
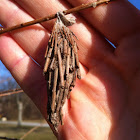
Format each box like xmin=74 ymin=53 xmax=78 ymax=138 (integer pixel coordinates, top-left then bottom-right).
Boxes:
xmin=0 ymin=136 xmax=19 ymax=140
xmin=0 ymin=0 xmax=111 ymax=35
xmin=0 ymin=88 xmax=23 ymax=97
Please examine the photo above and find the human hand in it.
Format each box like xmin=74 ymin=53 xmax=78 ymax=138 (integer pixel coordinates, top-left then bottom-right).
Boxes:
xmin=0 ymin=0 xmax=140 ymax=139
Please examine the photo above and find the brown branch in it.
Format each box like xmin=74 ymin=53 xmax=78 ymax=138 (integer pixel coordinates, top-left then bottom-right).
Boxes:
xmin=58 ymin=47 xmax=64 ymax=88
xmin=0 ymin=88 xmax=23 ymax=97
xmin=0 ymin=136 xmax=19 ymax=140
xmin=20 ymin=125 xmax=41 ymax=140
xmin=51 ymin=67 xmax=58 ymax=113
xmin=0 ymin=0 xmax=110 ymax=35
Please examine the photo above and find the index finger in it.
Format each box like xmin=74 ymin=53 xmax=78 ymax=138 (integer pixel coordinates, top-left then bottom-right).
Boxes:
xmin=67 ymin=0 xmax=140 ymax=46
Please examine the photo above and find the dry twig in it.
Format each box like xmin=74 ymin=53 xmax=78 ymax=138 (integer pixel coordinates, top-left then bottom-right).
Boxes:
xmin=0 ymin=136 xmax=19 ymax=140
xmin=0 ymin=0 xmax=110 ymax=35
xmin=20 ymin=125 xmax=40 ymax=140
xmin=0 ymin=88 xmax=23 ymax=97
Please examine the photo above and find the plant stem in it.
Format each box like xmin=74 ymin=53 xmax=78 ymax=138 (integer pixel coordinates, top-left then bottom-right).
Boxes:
xmin=0 ymin=0 xmax=110 ymax=35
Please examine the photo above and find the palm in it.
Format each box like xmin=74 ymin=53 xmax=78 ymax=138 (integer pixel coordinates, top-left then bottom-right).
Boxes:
xmin=61 ymin=39 xmax=140 ymax=139
xmin=0 ymin=0 xmax=139 ymax=139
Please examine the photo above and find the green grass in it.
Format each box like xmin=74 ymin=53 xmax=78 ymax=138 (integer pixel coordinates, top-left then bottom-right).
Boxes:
xmin=0 ymin=124 xmax=57 ymax=140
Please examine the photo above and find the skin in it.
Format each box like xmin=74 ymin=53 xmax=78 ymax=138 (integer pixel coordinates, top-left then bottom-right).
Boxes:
xmin=0 ymin=0 xmax=140 ymax=139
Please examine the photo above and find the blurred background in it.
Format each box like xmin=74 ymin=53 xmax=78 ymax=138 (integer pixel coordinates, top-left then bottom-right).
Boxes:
xmin=0 ymin=62 xmax=56 ymax=140
xmin=0 ymin=0 xmax=139 ymax=140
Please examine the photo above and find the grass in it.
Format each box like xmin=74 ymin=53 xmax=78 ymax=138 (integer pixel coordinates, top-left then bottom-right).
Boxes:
xmin=0 ymin=124 xmax=57 ymax=140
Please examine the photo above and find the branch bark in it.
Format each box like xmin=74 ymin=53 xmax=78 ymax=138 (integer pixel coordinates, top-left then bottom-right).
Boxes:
xmin=0 ymin=0 xmax=111 ymax=35
xmin=0 ymin=88 xmax=23 ymax=97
